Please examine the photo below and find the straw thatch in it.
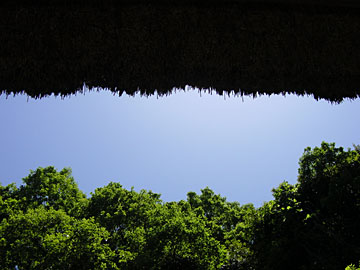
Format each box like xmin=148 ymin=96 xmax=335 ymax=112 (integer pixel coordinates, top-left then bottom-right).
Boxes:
xmin=1 ymin=0 xmax=359 ymax=101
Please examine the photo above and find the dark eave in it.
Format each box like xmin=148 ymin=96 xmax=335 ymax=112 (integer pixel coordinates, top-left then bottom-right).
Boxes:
xmin=1 ymin=0 xmax=360 ymax=101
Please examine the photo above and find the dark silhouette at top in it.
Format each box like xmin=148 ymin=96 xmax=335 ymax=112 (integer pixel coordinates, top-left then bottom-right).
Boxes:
xmin=1 ymin=0 xmax=360 ymax=101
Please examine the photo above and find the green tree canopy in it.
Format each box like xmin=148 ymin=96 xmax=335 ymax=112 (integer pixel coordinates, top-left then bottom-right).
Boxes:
xmin=0 ymin=183 xmax=20 ymax=223
xmin=252 ymin=142 xmax=360 ymax=270
xmin=18 ymin=167 xmax=87 ymax=216
xmin=0 ymin=207 xmax=117 ymax=270
xmin=1 ymin=142 xmax=359 ymax=269
xmin=86 ymin=183 xmax=227 ymax=269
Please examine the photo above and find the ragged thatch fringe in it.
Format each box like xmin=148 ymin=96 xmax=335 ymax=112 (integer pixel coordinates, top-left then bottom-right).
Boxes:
xmin=1 ymin=0 xmax=360 ymax=102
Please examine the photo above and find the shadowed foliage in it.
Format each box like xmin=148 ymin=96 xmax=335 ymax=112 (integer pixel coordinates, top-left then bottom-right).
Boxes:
xmin=1 ymin=0 xmax=360 ymax=101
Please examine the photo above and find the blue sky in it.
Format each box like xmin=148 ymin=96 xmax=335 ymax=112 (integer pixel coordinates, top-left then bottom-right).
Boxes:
xmin=1 ymin=88 xmax=359 ymax=206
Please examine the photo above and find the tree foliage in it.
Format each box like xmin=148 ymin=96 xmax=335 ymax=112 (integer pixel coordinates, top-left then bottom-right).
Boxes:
xmin=252 ymin=142 xmax=360 ymax=270
xmin=0 ymin=207 xmax=117 ymax=270
xmin=17 ymin=167 xmax=87 ymax=217
xmin=0 ymin=142 xmax=359 ymax=269
xmin=346 ymin=262 xmax=360 ymax=270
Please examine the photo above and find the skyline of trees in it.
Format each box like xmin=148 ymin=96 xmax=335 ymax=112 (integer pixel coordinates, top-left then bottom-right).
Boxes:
xmin=0 ymin=142 xmax=359 ymax=269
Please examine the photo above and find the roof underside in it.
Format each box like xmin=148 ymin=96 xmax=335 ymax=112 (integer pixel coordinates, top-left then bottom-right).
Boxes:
xmin=1 ymin=0 xmax=360 ymax=101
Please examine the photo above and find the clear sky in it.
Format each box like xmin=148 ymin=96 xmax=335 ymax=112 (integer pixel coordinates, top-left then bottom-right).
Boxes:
xmin=1 ymin=88 xmax=359 ymax=206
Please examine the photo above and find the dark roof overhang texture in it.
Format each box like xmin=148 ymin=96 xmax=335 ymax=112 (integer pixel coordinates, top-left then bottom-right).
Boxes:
xmin=1 ymin=0 xmax=359 ymax=101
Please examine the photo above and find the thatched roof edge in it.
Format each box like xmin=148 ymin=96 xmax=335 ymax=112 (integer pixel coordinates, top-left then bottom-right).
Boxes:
xmin=1 ymin=1 xmax=360 ymax=102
